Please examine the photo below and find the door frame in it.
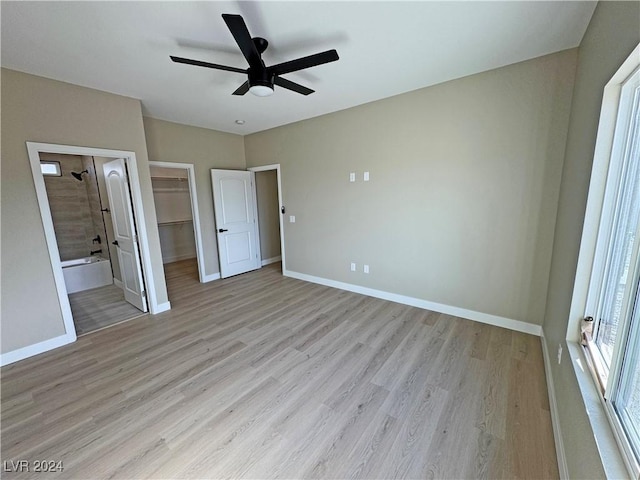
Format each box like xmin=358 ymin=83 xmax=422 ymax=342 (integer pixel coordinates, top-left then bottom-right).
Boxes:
xmin=149 ymin=161 xmax=206 ymax=283
xmin=26 ymin=142 xmax=165 ymax=342
xmin=247 ymin=164 xmax=286 ymax=271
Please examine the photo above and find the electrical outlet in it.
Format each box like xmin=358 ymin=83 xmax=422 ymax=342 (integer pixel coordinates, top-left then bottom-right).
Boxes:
xmin=557 ymin=344 xmax=563 ymax=364
xmin=289 ymin=215 xmax=295 ymax=223
xmin=349 ymin=172 xmax=356 ymax=183
xmin=350 ymin=262 xmax=356 ymax=272
xmin=363 ymin=264 xmax=369 ymax=274
xmin=364 ymin=171 xmax=370 ymax=182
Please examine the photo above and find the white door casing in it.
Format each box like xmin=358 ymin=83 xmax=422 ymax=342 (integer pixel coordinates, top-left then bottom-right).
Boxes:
xmin=148 ymin=161 xmax=210 ymax=283
xmin=211 ymin=169 xmax=260 ymax=278
xmin=247 ymin=164 xmax=286 ymax=272
xmin=103 ymin=159 xmax=148 ymax=311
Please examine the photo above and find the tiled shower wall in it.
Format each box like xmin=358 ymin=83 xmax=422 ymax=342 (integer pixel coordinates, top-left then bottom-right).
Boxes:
xmin=41 ymin=153 xmax=109 ymax=262
xmin=82 ymin=155 xmax=108 ymax=258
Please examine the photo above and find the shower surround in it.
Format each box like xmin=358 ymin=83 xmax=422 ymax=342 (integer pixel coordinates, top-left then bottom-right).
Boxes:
xmin=41 ymin=154 xmax=109 ymax=262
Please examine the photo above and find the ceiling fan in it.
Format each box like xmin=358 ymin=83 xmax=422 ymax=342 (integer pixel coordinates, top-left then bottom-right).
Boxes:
xmin=171 ymin=14 xmax=339 ymax=97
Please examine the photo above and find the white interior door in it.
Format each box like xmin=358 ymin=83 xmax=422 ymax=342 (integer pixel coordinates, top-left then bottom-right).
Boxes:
xmin=211 ymin=169 xmax=260 ymax=278
xmin=103 ymin=159 xmax=148 ymax=312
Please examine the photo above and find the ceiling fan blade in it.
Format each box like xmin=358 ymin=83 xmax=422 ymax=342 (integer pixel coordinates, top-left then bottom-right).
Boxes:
xmin=274 ymin=76 xmax=314 ymax=96
xmin=222 ymin=14 xmax=263 ymax=69
xmin=232 ymin=81 xmax=250 ymax=96
xmin=269 ymin=49 xmax=339 ymax=76
xmin=170 ymin=56 xmax=246 ymax=74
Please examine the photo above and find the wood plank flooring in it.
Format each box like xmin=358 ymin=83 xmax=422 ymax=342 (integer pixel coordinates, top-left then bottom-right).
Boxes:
xmin=1 ymin=260 xmax=558 ymax=479
xmin=68 ymin=284 xmax=146 ymax=336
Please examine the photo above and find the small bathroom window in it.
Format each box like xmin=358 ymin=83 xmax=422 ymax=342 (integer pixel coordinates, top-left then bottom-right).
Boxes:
xmin=40 ymin=161 xmax=61 ymax=177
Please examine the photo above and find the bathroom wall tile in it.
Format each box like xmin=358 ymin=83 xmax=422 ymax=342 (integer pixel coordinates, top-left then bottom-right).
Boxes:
xmin=43 ymin=154 xmax=108 ymax=261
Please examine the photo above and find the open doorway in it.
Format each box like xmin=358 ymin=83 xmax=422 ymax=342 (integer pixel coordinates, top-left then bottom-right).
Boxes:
xmin=209 ymin=165 xmax=285 ymax=279
xmin=248 ymin=164 xmax=285 ymax=271
xmin=149 ymin=161 xmax=206 ymax=288
xmin=38 ymin=153 xmax=148 ymax=335
xmin=27 ymin=142 xmax=166 ymax=338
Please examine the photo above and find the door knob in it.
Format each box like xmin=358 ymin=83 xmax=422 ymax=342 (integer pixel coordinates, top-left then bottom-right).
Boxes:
xmin=112 ymin=240 xmax=119 ymax=246
xmin=218 ymin=228 xmax=228 ymax=233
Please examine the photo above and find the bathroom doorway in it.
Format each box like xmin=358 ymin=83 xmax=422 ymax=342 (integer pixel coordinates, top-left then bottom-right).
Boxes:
xmin=27 ymin=143 xmax=161 ymax=338
xmin=38 ymin=152 xmax=146 ymax=335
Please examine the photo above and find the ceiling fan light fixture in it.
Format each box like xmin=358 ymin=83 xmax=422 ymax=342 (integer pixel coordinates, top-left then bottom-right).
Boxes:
xmin=249 ymin=85 xmax=274 ymax=97
xmin=171 ymin=14 xmax=339 ymax=97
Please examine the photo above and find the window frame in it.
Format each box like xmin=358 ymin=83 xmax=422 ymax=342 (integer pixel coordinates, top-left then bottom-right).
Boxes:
xmin=40 ymin=160 xmax=62 ymax=177
xmin=586 ymin=64 xmax=640 ymax=385
xmin=613 ymin=298 xmax=640 ymax=458
xmin=572 ymin=44 xmax=640 ymax=479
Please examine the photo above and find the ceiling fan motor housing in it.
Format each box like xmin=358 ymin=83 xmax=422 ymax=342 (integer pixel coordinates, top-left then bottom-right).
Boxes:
xmin=252 ymin=37 xmax=268 ymax=54
xmin=248 ymin=67 xmax=275 ymax=89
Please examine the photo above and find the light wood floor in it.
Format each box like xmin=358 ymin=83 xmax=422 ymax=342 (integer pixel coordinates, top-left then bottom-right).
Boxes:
xmin=69 ymin=284 xmax=146 ymax=336
xmin=1 ymin=260 xmax=558 ymax=479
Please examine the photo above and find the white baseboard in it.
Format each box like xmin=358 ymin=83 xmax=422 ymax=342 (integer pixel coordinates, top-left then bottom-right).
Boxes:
xmin=261 ymin=255 xmax=282 ymax=266
xmin=541 ymin=331 xmax=569 ymax=479
xmin=113 ymin=277 xmax=123 ymax=289
xmin=283 ymin=269 xmax=542 ymax=336
xmin=202 ymin=272 xmax=221 ymax=283
xmin=0 ymin=333 xmax=76 ymax=367
xmin=151 ymin=301 xmax=171 ymax=314
xmin=200 ymin=260 xmax=278 ymax=282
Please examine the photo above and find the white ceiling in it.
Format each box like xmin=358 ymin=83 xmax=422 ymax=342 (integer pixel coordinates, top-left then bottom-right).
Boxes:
xmin=1 ymin=1 xmax=596 ymax=135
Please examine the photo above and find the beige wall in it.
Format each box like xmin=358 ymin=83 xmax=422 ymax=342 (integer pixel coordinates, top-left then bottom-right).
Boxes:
xmin=255 ymin=170 xmax=281 ymax=262
xmin=542 ymin=2 xmax=640 ymax=478
xmin=143 ymin=117 xmax=245 ymax=277
xmin=1 ymin=68 xmax=168 ymax=354
xmin=245 ymin=50 xmax=577 ymax=326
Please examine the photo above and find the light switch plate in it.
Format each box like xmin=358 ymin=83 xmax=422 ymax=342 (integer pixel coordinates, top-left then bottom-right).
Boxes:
xmin=349 ymin=172 xmax=356 ymax=182
xmin=350 ymin=262 xmax=356 ymax=272
xmin=364 ymin=264 xmax=370 ymax=274
xmin=364 ymin=172 xmax=370 ymax=181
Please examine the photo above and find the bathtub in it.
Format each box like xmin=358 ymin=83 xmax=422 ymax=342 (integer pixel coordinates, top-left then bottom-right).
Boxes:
xmin=61 ymin=256 xmax=112 ymax=294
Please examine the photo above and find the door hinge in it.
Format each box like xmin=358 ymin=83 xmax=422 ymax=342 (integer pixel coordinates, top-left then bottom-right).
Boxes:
xmin=141 ymin=290 xmax=146 ymax=298
xmin=133 ymin=234 xmax=138 ymax=243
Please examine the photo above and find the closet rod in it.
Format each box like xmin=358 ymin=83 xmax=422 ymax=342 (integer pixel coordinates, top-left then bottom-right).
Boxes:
xmin=151 ymin=176 xmax=188 ymax=181
xmin=158 ymin=219 xmax=193 ymax=226
xmin=153 ymin=187 xmax=189 ymax=193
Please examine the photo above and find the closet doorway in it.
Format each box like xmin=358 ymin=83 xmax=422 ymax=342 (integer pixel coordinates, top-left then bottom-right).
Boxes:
xmin=149 ymin=162 xmax=206 ymax=286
